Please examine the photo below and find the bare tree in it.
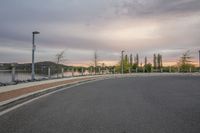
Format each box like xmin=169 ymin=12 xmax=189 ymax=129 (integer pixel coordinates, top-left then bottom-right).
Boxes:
xmin=55 ymin=51 xmax=65 ymax=78
xmin=178 ymin=50 xmax=194 ymax=71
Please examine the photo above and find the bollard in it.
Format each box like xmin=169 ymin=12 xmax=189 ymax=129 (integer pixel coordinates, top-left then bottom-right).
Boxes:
xmin=169 ymin=66 xmax=171 ymax=73
xmin=114 ymin=68 xmax=116 ymax=74
xmin=61 ymin=68 xmax=64 ymax=78
xmin=90 ymin=68 xmax=92 ymax=75
xmin=189 ymin=67 xmax=192 ymax=73
xmin=99 ymin=67 xmax=101 ymax=74
xmin=136 ymin=68 xmax=138 ymax=73
xmin=129 ymin=68 xmax=131 ymax=74
xmin=12 ymin=67 xmax=15 ymax=82
xmin=48 ymin=67 xmax=51 ymax=79
xmin=81 ymin=67 xmax=84 ymax=76
xmin=178 ymin=67 xmax=180 ymax=73
xmin=161 ymin=68 xmax=163 ymax=73
xmin=72 ymin=68 xmax=74 ymax=77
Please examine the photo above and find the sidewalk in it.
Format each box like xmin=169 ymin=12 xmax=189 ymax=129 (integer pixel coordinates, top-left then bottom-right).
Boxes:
xmin=0 ymin=75 xmax=110 ymax=107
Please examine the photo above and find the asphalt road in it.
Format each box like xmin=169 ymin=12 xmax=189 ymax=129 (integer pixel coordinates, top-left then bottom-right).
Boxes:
xmin=0 ymin=75 xmax=200 ymax=133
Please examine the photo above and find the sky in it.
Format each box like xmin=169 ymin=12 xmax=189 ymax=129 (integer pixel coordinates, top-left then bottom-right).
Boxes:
xmin=0 ymin=0 xmax=200 ymax=66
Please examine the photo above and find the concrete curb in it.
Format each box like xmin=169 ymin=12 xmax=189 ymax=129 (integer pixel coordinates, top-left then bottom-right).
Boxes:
xmin=0 ymin=77 xmax=111 ymax=114
xmin=0 ymin=75 xmax=115 ymax=114
xmin=0 ymin=75 xmax=109 ymax=93
xmin=0 ymin=79 xmax=86 ymax=111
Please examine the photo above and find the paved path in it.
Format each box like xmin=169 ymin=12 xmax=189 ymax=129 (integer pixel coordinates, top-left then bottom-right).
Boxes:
xmin=0 ymin=75 xmax=200 ymax=133
xmin=0 ymin=77 xmax=94 ymax=102
xmin=0 ymin=75 xmax=111 ymax=107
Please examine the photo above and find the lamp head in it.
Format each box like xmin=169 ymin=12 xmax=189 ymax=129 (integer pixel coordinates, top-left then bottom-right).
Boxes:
xmin=32 ymin=31 xmax=40 ymax=34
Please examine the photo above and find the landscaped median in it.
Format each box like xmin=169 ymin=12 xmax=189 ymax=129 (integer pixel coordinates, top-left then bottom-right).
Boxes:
xmin=0 ymin=75 xmax=113 ymax=112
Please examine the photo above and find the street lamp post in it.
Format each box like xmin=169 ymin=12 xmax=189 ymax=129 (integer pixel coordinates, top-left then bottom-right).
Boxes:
xmin=121 ymin=50 xmax=125 ymax=74
xmin=32 ymin=31 xmax=40 ymax=81
xmin=199 ymin=50 xmax=200 ymax=68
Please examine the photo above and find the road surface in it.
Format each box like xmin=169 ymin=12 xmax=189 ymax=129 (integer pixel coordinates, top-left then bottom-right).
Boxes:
xmin=0 ymin=75 xmax=200 ymax=133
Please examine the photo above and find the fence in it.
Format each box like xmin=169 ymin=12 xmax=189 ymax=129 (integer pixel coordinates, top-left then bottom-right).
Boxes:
xmin=0 ymin=66 xmax=199 ymax=85
xmin=0 ymin=69 xmax=47 ymax=84
xmin=0 ymin=67 xmax=111 ymax=84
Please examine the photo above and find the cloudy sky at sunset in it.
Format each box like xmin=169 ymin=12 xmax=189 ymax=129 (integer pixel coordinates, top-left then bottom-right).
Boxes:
xmin=0 ymin=0 xmax=200 ymax=66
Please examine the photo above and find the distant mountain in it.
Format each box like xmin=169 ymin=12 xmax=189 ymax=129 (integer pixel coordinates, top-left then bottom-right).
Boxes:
xmin=0 ymin=63 xmax=17 ymax=70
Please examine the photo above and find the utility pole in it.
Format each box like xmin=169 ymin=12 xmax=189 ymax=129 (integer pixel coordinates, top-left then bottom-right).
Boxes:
xmin=94 ymin=51 xmax=97 ymax=74
xmin=121 ymin=50 xmax=125 ymax=74
xmin=32 ymin=31 xmax=40 ymax=81
xmin=199 ymin=50 xmax=200 ymax=68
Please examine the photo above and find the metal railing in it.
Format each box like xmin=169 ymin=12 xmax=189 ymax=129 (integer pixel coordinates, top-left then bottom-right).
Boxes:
xmin=0 ymin=67 xmax=199 ymax=85
xmin=0 ymin=67 xmax=109 ymax=85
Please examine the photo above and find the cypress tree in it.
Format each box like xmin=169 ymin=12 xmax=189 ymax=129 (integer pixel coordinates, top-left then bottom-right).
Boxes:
xmin=130 ymin=54 xmax=133 ymax=66
xmin=153 ymin=54 xmax=157 ymax=69
xmin=135 ymin=54 xmax=139 ymax=67
xmin=144 ymin=56 xmax=147 ymax=66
